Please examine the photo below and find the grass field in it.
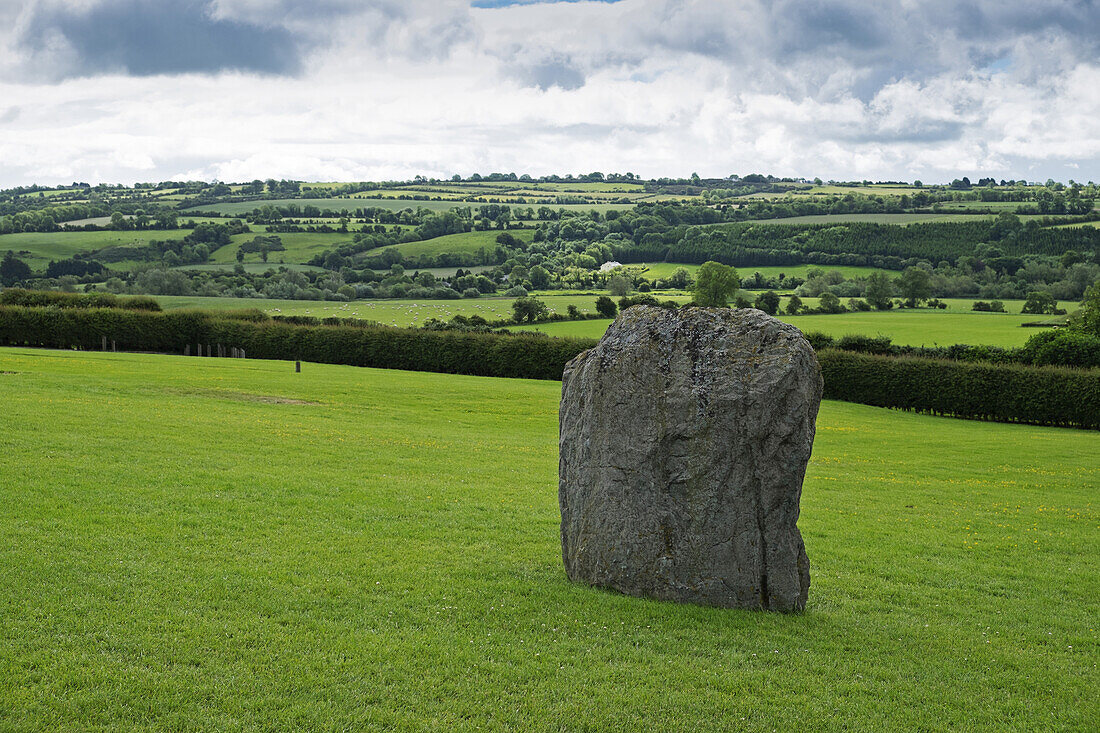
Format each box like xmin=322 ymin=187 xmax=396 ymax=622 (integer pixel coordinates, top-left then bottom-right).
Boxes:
xmin=1051 ymin=220 xmax=1100 ymax=229
xmin=151 ymin=293 xmax=1074 ymax=341
xmin=0 ymin=349 xmax=1095 ymax=729
xmin=208 ymin=232 xmax=356 ymax=265
xmin=0 ymin=231 xmax=158 ymax=266
xmin=154 ymin=293 xmax=626 ymax=324
xmin=183 ymin=199 xmax=463 ymax=215
xmin=514 ymin=309 xmax=1064 ymax=347
xmin=177 ymin=263 xmax=325 ymax=274
xmin=383 ymin=229 xmax=535 ymax=259
xmin=733 ymin=213 xmax=997 ymax=226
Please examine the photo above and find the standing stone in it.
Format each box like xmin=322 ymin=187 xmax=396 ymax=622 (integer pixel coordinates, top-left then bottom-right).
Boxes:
xmin=559 ymin=306 xmax=822 ymax=612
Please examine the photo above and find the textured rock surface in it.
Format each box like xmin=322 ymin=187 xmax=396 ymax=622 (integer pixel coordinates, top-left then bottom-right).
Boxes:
xmin=559 ymin=306 xmax=822 ymax=612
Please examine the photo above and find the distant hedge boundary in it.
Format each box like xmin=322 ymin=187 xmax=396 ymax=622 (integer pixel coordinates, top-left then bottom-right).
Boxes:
xmin=0 ymin=306 xmax=591 ymax=381
xmin=0 ymin=288 xmax=161 ymax=311
xmin=1 ymin=305 xmax=1096 ymax=429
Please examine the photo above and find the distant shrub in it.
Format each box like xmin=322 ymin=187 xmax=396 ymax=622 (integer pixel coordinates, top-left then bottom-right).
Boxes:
xmin=215 ymin=308 xmax=270 ymax=323
xmin=802 ymin=332 xmax=834 ymax=350
xmin=1021 ymin=329 xmax=1100 ymax=369
xmin=432 ymin=287 xmax=461 ymax=300
xmin=618 ymin=294 xmax=660 ymax=311
xmin=847 ymin=298 xmax=872 ymax=312
xmin=836 ymin=334 xmax=894 ymax=355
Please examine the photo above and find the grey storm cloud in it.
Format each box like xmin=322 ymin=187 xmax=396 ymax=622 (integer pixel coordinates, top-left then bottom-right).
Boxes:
xmin=17 ymin=0 xmax=306 ymax=78
xmin=614 ymin=0 xmax=1100 ymax=93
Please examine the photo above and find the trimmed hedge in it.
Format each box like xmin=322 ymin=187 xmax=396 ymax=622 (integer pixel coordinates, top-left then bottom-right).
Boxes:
xmin=0 ymin=288 xmax=161 ymax=311
xmin=819 ymin=350 xmax=1100 ymax=429
xmin=0 ymin=306 xmax=594 ymax=381
xmin=2 ymin=306 xmax=1096 ymax=429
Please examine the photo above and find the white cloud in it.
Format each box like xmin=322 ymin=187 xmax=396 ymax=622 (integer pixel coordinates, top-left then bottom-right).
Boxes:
xmin=0 ymin=0 xmax=1096 ymax=186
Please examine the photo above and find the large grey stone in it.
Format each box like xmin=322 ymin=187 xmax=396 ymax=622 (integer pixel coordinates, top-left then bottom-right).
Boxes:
xmin=559 ymin=306 xmax=822 ymax=612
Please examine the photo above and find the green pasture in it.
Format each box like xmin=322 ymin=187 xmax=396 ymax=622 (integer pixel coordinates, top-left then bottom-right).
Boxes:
xmin=0 ymin=349 xmax=1094 ymax=729
xmin=383 ymin=229 xmax=535 ymax=259
xmin=344 ymin=189 xmax=473 ymax=201
xmin=58 ymin=216 xmax=116 ymax=227
xmin=797 ymin=185 xmax=933 ymax=196
xmin=177 ymin=263 xmax=325 ymax=274
xmin=179 ymin=217 xmax=243 ymax=226
xmin=183 ymin=199 xmax=463 ymax=216
xmin=737 ymin=213 xmax=996 ymax=226
xmin=509 ymin=189 xmax=648 ymax=202
xmin=933 ymin=201 xmax=1031 ymax=211
xmin=514 ymin=306 xmax=1068 ymax=347
xmin=154 ymin=293 xmax=622 ymax=324
xmin=518 ymin=181 xmax=647 ymax=193
xmin=208 ymin=232 xmax=355 ymax=265
xmin=401 ymin=265 xmax=495 ymax=277
xmin=1051 ymin=220 xmax=1100 ymax=229
xmin=151 ymin=292 xmax=1075 ymax=339
xmin=0 ymin=231 xmax=158 ymax=266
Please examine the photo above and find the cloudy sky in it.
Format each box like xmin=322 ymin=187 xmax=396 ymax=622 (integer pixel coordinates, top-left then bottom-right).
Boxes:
xmin=1 ymin=0 xmax=1097 ymax=187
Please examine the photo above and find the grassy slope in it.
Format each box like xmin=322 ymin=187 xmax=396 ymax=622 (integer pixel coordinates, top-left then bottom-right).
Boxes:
xmin=384 ymin=229 xmax=535 ymax=258
xmin=0 ymin=231 xmax=158 ymax=266
xmin=0 ymin=349 xmax=1095 ymax=730
xmin=208 ymin=232 xmax=356 ymax=265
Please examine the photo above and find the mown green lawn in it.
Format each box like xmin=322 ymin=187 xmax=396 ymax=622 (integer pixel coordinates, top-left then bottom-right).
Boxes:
xmin=0 ymin=349 xmax=1095 ymax=730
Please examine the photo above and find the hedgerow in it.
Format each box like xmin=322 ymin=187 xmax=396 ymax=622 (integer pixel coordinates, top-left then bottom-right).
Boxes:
xmin=818 ymin=350 xmax=1099 ymax=429
xmin=0 ymin=288 xmax=161 ymax=311
xmin=2 ymin=306 xmax=1095 ymax=428
xmin=0 ymin=306 xmax=592 ymax=381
